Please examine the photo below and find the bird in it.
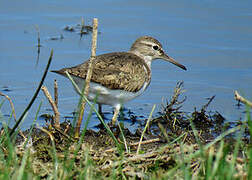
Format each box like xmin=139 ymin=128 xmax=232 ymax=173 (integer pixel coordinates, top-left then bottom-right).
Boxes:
xmin=52 ymin=36 xmax=186 ymax=125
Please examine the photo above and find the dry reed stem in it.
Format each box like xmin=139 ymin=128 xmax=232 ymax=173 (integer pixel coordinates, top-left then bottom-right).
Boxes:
xmin=0 ymin=92 xmax=17 ymax=121
xmin=41 ymin=86 xmax=60 ymax=129
xmin=100 ymin=151 xmax=164 ymax=171
xmin=234 ymin=90 xmax=252 ymax=108
xmin=35 ymin=25 xmax=41 ymax=47
xmin=129 ymin=138 xmax=161 ymax=146
xmin=35 ymin=25 xmax=41 ymax=66
xmin=80 ymin=17 xmax=85 ymax=35
xmin=39 ymin=126 xmax=55 ymax=142
xmin=75 ymin=18 xmax=98 ymax=138
xmin=0 ymin=92 xmax=26 ymax=138
xmin=111 ymin=107 xmax=120 ymax=125
xmin=54 ymin=79 xmax=58 ymax=108
xmin=54 ymin=126 xmax=74 ymax=142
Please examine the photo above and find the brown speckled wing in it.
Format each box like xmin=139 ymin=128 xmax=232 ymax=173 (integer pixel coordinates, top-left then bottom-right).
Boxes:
xmin=52 ymin=52 xmax=151 ymax=93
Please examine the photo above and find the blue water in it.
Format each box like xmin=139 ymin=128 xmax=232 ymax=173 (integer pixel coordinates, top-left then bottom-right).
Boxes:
xmin=0 ymin=0 xmax=252 ymax=129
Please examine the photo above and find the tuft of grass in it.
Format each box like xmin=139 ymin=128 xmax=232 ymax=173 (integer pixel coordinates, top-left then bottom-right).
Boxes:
xmin=0 ymin=102 xmax=251 ymax=179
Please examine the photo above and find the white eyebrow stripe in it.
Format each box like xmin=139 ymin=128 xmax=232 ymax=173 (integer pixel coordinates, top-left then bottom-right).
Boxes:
xmin=140 ymin=41 xmax=157 ymax=47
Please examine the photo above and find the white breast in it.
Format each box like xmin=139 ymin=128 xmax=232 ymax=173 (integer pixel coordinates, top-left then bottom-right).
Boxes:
xmin=71 ymin=76 xmax=149 ymax=108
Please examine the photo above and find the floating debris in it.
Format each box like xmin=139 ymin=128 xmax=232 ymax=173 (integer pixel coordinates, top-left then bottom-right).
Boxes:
xmin=63 ymin=25 xmax=75 ymax=32
xmin=48 ymin=34 xmax=64 ymax=41
xmin=1 ymin=86 xmax=12 ymax=92
xmin=63 ymin=24 xmax=93 ymax=34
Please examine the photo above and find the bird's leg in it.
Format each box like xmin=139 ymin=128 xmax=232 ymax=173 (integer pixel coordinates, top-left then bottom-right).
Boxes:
xmin=98 ymin=104 xmax=105 ymax=119
xmin=98 ymin=104 xmax=102 ymax=115
xmin=111 ymin=105 xmax=121 ymax=125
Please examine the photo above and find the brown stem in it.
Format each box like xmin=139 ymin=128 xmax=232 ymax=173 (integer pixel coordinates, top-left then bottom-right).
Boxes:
xmin=75 ymin=18 xmax=98 ymax=138
xmin=0 ymin=92 xmax=26 ymax=138
xmin=41 ymin=86 xmax=60 ymax=129
xmin=54 ymin=79 xmax=58 ymax=108
xmin=234 ymin=90 xmax=252 ymax=108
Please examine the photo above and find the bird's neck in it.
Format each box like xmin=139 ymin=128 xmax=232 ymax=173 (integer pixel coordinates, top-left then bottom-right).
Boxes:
xmin=129 ymin=50 xmax=153 ymax=68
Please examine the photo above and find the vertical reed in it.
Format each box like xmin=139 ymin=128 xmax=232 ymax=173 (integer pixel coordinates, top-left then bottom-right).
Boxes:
xmin=75 ymin=18 xmax=98 ymax=138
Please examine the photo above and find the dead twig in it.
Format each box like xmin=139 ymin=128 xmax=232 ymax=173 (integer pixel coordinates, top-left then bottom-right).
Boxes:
xmin=129 ymin=138 xmax=161 ymax=146
xmin=234 ymin=90 xmax=252 ymax=108
xmin=161 ymin=81 xmax=186 ymax=118
xmin=54 ymin=79 xmax=58 ymax=108
xmin=41 ymin=86 xmax=60 ymax=129
xmin=0 ymin=92 xmax=17 ymax=121
xmin=38 ymin=126 xmax=55 ymax=142
xmin=53 ymin=125 xmax=74 ymax=142
xmin=0 ymin=92 xmax=26 ymax=139
xmin=75 ymin=18 xmax=98 ymax=138
xmin=100 ymin=151 xmax=165 ymax=171
xmin=35 ymin=25 xmax=41 ymax=67
xmin=170 ymin=81 xmax=186 ymax=105
xmin=202 ymin=95 xmax=215 ymax=112
xmin=80 ymin=17 xmax=85 ymax=38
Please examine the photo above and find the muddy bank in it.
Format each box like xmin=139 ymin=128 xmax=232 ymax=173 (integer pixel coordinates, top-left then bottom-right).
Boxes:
xmin=2 ymin=82 xmax=248 ymax=179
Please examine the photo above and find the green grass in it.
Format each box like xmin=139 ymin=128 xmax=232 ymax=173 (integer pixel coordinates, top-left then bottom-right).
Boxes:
xmin=0 ymin=102 xmax=250 ymax=179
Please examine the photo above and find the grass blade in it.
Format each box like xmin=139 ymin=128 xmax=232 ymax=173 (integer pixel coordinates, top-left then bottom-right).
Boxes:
xmin=137 ymin=104 xmax=156 ymax=154
xmin=10 ymin=49 xmax=53 ymax=136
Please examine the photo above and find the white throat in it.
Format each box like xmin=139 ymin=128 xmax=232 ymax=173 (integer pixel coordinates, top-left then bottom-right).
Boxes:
xmin=143 ymin=55 xmax=152 ymax=68
xmin=130 ymin=50 xmax=153 ymax=68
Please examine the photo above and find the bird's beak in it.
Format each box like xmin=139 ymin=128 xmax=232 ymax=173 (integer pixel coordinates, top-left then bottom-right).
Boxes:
xmin=161 ymin=53 xmax=187 ymax=71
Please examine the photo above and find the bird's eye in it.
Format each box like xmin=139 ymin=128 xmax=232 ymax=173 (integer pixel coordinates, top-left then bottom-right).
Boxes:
xmin=153 ymin=45 xmax=159 ymax=50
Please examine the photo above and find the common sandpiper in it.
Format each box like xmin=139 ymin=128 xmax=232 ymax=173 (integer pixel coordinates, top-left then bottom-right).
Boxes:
xmin=52 ymin=36 xmax=187 ymax=124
